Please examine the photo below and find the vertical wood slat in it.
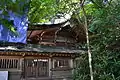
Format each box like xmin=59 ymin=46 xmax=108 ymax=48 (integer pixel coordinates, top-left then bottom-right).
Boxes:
xmin=13 ymin=59 xmax=14 ymax=68
xmin=3 ymin=59 xmax=4 ymax=68
xmin=8 ymin=59 xmax=9 ymax=68
xmin=17 ymin=59 xmax=19 ymax=69
xmin=1 ymin=59 xmax=3 ymax=68
xmin=0 ymin=59 xmax=1 ymax=68
xmin=6 ymin=59 xmax=8 ymax=68
xmin=10 ymin=59 xmax=11 ymax=68
xmin=5 ymin=59 xmax=6 ymax=68
xmin=2 ymin=58 xmax=4 ymax=68
xmin=7 ymin=59 xmax=8 ymax=68
xmin=1 ymin=59 xmax=2 ymax=68
xmin=0 ymin=59 xmax=2 ymax=68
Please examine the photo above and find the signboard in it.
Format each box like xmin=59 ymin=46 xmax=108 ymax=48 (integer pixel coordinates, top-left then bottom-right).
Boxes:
xmin=0 ymin=71 xmax=8 ymax=80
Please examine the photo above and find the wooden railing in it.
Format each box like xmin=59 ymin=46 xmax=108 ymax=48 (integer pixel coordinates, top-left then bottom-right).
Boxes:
xmin=0 ymin=58 xmax=19 ymax=69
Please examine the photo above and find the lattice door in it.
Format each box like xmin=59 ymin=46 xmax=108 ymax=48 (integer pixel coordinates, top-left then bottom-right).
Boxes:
xmin=25 ymin=59 xmax=48 ymax=78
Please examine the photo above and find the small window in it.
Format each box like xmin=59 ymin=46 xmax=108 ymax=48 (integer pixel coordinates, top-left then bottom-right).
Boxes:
xmin=54 ymin=59 xmax=69 ymax=68
xmin=0 ymin=58 xmax=19 ymax=69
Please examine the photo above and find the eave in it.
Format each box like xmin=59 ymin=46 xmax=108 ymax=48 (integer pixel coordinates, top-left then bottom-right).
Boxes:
xmin=28 ymin=20 xmax=68 ymax=30
xmin=0 ymin=43 xmax=86 ymax=57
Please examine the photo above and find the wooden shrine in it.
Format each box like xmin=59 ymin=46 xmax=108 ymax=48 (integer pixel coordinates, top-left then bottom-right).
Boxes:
xmin=0 ymin=21 xmax=86 ymax=80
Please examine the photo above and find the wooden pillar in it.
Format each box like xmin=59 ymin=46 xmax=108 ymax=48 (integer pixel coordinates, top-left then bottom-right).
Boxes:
xmin=70 ymin=59 xmax=73 ymax=68
xmin=73 ymin=58 xmax=77 ymax=68
xmin=20 ymin=58 xmax=25 ymax=79
xmin=53 ymin=59 xmax=55 ymax=68
xmin=69 ymin=59 xmax=74 ymax=74
xmin=20 ymin=58 xmax=24 ymax=70
xmin=49 ymin=58 xmax=52 ymax=77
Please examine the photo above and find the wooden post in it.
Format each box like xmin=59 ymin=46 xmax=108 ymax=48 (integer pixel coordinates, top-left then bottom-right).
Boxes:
xmin=70 ymin=59 xmax=74 ymax=74
xmin=70 ymin=59 xmax=73 ymax=68
xmin=49 ymin=58 xmax=52 ymax=77
xmin=53 ymin=59 xmax=55 ymax=69
xmin=20 ymin=58 xmax=24 ymax=79
xmin=20 ymin=58 xmax=24 ymax=70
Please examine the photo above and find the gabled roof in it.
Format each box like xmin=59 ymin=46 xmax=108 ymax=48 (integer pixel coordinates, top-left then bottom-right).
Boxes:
xmin=28 ymin=20 xmax=69 ymax=30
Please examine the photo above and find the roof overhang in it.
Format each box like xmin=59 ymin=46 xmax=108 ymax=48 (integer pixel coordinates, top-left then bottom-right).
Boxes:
xmin=0 ymin=42 xmax=86 ymax=54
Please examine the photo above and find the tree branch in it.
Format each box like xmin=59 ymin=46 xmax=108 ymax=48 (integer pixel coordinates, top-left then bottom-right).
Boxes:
xmin=80 ymin=0 xmax=94 ymax=80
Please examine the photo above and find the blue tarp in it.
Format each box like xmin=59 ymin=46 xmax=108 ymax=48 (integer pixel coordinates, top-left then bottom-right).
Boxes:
xmin=0 ymin=12 xmax=28 ymax=43
xmin=0 ymin=1 xmax=28 ymax=43
xmin=8 ymin=11 xmax=28 ymax=43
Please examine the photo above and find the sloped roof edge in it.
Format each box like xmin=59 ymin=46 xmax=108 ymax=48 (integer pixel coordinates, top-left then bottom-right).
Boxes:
xmin=0 ymin=43 xmax=86 ymax=53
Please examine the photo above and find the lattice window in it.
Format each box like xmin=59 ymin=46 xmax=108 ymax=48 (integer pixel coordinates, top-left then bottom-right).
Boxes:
xmin=54 ymin=59 xmax=69 ymax=68
xmin=0 ymin=58 xmax=19 ymax=69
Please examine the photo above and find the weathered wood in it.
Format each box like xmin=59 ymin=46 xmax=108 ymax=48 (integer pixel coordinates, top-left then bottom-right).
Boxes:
xmin=0 ymin=57 xmax=20 ymax=69
xmin=24 ymin=58 xmax=49 ymax=78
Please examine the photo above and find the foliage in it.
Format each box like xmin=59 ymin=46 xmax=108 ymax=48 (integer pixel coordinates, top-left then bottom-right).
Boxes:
xmin=29 ymin=0 xmax=57 ymax=23
xmin=73 ymin=53 xmax=90 ymax=80
xmin=29 ymin=0 xmax=79 ymax=23
xmin=73 ymin=0 xmax=120 ymax=80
